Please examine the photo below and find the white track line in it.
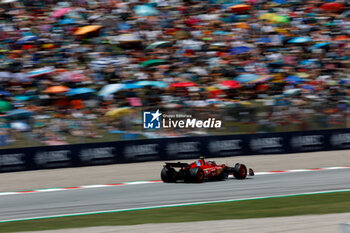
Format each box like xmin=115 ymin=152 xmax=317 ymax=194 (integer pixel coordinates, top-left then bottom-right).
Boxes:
xmin=0 ymin=166 xmax=349 ymax=197
xmin=1 ymin=188 xmax=350 ymax=223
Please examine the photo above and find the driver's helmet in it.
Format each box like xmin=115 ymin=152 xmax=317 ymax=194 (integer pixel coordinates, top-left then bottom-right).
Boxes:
xmin=207 ymin=160 xmax=216 ymax=166
xmin=196 ymin=160 xmax=203 ymax=166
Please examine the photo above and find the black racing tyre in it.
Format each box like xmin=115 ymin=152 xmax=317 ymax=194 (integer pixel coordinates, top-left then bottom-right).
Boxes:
xmin=183 ymin=169 xmax=192 ymax=183
xmin=190 ymin=167 xmax=205 ymax=183
xmin=161 ymin=167 xmax=177 ymax=183
xmin=233 ymin=163 xmax=247 ymax=179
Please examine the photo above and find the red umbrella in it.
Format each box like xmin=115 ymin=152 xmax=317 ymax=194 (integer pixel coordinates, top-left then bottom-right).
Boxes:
xmin=320 ymin=2 xmax=345 ymax=12
xmin=209 ymin=89 xmax=222 ymax=98
xmin=229 ymin=4 xmax=252 ymax=12
xmin=334 ymin=35 xmax=349 ymax=41
xmin=170 ymin=82 xmax=198 ymax=88
xmin=220 ymin=80 xmax=241 ymax=88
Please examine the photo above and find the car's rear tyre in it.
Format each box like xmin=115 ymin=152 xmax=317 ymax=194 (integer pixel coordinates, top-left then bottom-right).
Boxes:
xmin=161 ymin=167 xmax=177 ymax=183
xmin=233 ymin=163 xmax=247 ymax=179
xmin=190 ymin=167 xmax=204 ymax=183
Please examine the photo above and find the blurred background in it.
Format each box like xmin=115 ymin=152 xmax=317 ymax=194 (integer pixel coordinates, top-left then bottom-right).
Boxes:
xmin=0 ymin=0 xmax=349 ymax=148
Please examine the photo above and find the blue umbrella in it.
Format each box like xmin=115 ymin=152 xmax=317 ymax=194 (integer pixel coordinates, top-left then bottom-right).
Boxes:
xmin=300 ymin=59 xmax=315 ymax=66
xmin=212 ymin=31 xmax=230 ymax=36
xmin=65 ymin=88 xmax=95 ymax=96
xmin=134 ymin=5 xmax=159 ymax=16
xmin=16 ymin=36 xmax=38 ymax=44
xmin=7 ymin=109 xmax=33 ymax=120
xmin=339 ymin=79 xmax=350 ymax=85
xmin=272 ymin=0 xmax=287 ymax=4
xmin=286 ymin=75 xmax=304 ymax=84
xmin=14 ymin=95 xmax=33 ymax=101
xmin=122 ymin=83 xmax=143 ymax=90
xmin=288 ymin=37 xmax=312 ymax=43
xmin=28 ymin=67 xmax=55 ymax=77
xmin=308 ymin=42 xmax=330 ymax=51
xmin=301 ymin=84 xmax=315 ymax=91
xmin=256 ymin=37 xmax=272 ymax=43
xmin=230 ymin=46 xmax=252 ymax=55
xmin=118 ymin=23 xmax=131 ymax=30
xmin=0 ymin=90 xmax=12 ymax=96
xmin=134 ymin=81 xmax=168 ymax=88
xmin=234 ymin=74 xmax=260 ymax=83
xmin=58 ymin=18 xmax=76 ymax=25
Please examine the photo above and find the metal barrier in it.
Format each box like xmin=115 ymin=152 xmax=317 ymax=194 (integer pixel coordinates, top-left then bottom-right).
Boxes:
xmin=1 ymin=128 xmax=350 ymax=173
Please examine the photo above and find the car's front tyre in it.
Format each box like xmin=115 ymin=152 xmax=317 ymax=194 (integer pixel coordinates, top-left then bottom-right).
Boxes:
xmin=233 ymin=163 xmax=247 ymax=179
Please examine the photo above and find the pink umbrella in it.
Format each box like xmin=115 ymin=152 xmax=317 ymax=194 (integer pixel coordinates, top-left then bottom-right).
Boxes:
xmin=51 ymin=8 xmax=72 ymax=18
xmin=58 ymin=71 xmax=85 ymax=82
xmin=245 ymin=0 xmax=259 ymax=4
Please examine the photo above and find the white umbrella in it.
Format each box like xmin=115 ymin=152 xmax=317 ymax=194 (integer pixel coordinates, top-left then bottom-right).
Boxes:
xmin=188 ymin=67 xmax=208 ymax=76
xmin=10 ymin=121 xmax=30 ymax=131
xmin=146 ymin=41 xmax=172 ymax=50
xmin=283 ymin=88 xmax=301 ymax=96
xmin=99 ymin=84 xmax=125 ymax=96
xmin=0 ymin=72 xmax=11 ymax=79
xmin=109 ymin=34 xmax=141 ymax=44
xmin=90 ymin=57 xmax=128 ymax=70
xmin=1 ymin=0 xmax=17 ymax=3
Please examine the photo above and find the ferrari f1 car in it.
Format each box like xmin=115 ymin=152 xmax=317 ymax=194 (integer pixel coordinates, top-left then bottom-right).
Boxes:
xmin=161 ymin=158 xmax=254 ymax=183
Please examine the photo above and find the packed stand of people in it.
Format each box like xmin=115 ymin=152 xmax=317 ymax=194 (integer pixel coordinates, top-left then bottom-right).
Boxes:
xmin=0 ymin=0 xmax=349 ymax=147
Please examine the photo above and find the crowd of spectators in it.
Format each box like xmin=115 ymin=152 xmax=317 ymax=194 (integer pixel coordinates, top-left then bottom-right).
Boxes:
xmin=0 ymin=0 xmax=349 ymax=147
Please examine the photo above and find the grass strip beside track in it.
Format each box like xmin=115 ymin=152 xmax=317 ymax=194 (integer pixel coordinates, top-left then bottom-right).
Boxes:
xmin=1 ymin=191 xmax=350 ymax=232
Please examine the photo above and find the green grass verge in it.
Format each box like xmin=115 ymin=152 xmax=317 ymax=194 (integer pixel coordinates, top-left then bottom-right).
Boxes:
xmin=1 ymin=191 xmax=350 ymax=232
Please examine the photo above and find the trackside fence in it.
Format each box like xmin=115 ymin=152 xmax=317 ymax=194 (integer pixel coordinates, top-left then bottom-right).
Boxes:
xmin=1 ymin=128 xmax=350 ymax=173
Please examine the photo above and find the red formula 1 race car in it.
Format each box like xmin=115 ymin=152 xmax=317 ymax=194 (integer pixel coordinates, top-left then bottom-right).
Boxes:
xmin=161 ymin=158 xmax=254 ymax=183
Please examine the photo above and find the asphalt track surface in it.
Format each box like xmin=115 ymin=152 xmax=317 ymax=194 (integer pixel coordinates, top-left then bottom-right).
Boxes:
xmin=1 ymin=168 xmax=349 ymax=222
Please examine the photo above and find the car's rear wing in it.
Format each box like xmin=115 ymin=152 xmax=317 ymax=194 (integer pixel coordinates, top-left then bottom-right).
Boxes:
xmin=164 ymin=162 xmax=189 ymax=168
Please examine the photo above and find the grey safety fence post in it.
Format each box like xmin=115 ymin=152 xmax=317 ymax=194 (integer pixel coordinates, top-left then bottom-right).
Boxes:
xmin=341 ymin=223 xmax=350 ymax=233
xmin=347 ymin=104 xmax=350 ymax=128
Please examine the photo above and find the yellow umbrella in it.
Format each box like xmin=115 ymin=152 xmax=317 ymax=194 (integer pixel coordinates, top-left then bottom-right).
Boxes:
xmin=74 ymin=25 xmax=102 ymax=35
xmin=205 ymin=86 xmax=218 ymax=91
xmin=275 ymin=27 xmax=289 ymax=34
xmin=259 ymin=13 xmax=276 ymax=21
xmin=271 ymin=73 xmax=284 ymax=83
xmin=42 ymin=44 xmax=55 ymax=49
xmin=105 ymin=107 xmax=134 ymax=118
xmin=239 ymin=101 xmax=252 ymax=106
xmin=296 ymin=72 xmax=310 ymax=78
xmin=260 ymin=13 xmax=289 ymax=24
